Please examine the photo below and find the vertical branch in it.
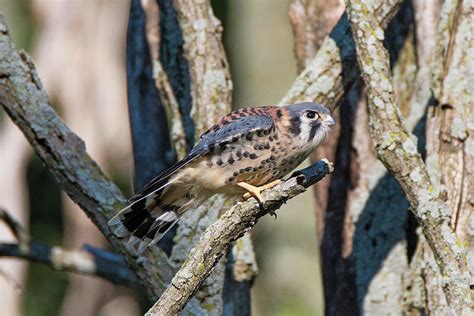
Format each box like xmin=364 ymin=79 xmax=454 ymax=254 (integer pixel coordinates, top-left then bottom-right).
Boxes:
xmin=346 ymin=0 xmax=472 ymax=313
xmin=289 ymin=0 xmax=344 ymax=72
xmin=127 ymin=0 xmax=176 ymax=189
xmin=172 ymin=0 xmax=232 ymax=137
xmin=430 ymin=0 xmax=474 ymax=264
xmin=413 ymin=0 xmax=474 ymax=312
xmin=288 ymin=2 xmax=422 ymax=313
xmin=167 ymin=1 xmax=256 ymax=314
xmin=142 ymin=0 xmax=187 ymax=160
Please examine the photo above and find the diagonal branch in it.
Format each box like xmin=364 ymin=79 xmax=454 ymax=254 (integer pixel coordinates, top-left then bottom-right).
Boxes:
xmin=280 ymin=0 xmax=403 ymax=110
xmin=346 ymin=0 xmax=473 ymax=313
xmin=146 ymin=160 xmax=334 ymax=315
xmin=0 ymin=208 xmax=29 ymax=245
xmin=0 ymin=14 xmax=175 ymax=301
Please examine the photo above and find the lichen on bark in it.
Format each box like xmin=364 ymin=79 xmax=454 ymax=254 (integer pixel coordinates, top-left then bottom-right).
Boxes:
xmin=346 ymin=0 xmax=473 ymax=313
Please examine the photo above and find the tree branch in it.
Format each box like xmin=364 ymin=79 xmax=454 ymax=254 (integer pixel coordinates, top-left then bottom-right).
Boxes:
xmin=288 ymin=0 xmax=344 ymax=72
xmin=146 ymin=160 xmax=334 ymax=315
xmin=127 ymin=0 xmax=177 ymax=189
xmin=280 ymin=0 xmax=403 ymax=110
xmin=0 ymin=208 xmax=29 ymax=245
xmin=0 ymin=14 xmax=175 ymax=301
xmin=0 ymin=207 xmax=139 ymax=289
xmin=169 ymin=1 xmax=250 ymax=313
xmin=0 ymin=242 xmax=140 ymax=290
xmin=346 ymin=0 xmax=473 ymax=313
xmin=172 ymin=0 xmax=233 ymax=137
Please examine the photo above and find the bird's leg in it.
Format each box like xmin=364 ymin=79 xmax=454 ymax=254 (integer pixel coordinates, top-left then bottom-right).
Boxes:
xmin=238 ymin=179 xmax=282 ymax=203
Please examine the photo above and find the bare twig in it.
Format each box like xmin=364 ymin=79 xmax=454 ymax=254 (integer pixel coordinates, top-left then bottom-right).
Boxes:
xmin=0 ymin=14 xmax=175 ymax=300
xmin=346 ymin=0 xmax=473 ymax=313
xmin=0 ymin=208 xmax=29 ymax=245
xmin=146 ymin=160 xmax=334 ymax=315
xmin=0 ymin=207 xmax=139 ymax=289
xmin=0 ymin=242 xmax=140 ymax=290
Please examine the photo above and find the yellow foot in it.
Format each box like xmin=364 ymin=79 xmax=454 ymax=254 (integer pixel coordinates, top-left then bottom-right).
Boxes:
xmin=237 ymin=179 xmax=282 ymax=203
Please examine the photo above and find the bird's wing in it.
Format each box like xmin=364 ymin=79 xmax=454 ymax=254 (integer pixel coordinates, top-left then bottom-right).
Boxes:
xmin=131 ymin=111 xmax=275 ymax=201
xmin=196 ymin=108 xmax=275 ymax=151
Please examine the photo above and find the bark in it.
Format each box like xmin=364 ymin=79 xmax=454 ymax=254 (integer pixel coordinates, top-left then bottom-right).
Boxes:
xmin=289 ymin=0 xmax=345 ymax=72
xmin=346 ymin=0 xmax=473 ymax=314
xmin=127 ymin=0 xmax=176 ymax=189
xmin=129 ymin=1 xmax=255 ymax=314
xmin=147 ymin=160 xmax=333 ymax=315
xmin=280 ymin=0 xmax=404 ymax=110
xmin=0 ymin=242 xmax=139 ymax=290
xmin=402 ymin=0 xmax=474 ymax=313
xmin=0 ymin=14 xmax=179 ymax=303
xmin=31 ymin=1 xmax=136 ymax=314
xmin=289 ymin=2 xmax=421 ymax=313
xmin=163 ymin=1 xmax=256 ymax=314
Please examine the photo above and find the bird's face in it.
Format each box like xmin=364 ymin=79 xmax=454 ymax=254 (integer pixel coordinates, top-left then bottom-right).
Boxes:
xmin=286 ymin=102 xmax=335 ymax=149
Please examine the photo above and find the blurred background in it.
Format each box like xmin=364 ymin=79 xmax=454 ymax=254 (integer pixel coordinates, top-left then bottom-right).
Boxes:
xmin=0 ymin=0 xmax=324 ymax=315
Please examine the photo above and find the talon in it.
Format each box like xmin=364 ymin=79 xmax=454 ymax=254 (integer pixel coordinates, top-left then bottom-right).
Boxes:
xmin=269 ymin=210 xmax=278 ymax=220
xmin=237 ymin=180 xmax=282 ymax=203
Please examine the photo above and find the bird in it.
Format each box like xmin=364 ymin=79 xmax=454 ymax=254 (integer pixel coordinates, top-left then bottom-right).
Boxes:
xmin=109 ymin=102 xmax=335 ymax=253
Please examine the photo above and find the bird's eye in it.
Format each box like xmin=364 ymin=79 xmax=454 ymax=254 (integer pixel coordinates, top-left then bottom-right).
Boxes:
xmin=305 ymin=111 xmax=318 ymax=119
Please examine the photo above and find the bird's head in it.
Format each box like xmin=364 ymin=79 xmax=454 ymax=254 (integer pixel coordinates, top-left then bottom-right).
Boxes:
xmin=285 ymin=102 xmax=335 ymax=149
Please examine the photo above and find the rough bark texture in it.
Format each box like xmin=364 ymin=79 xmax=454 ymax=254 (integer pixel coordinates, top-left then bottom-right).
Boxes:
xmin=128 ymin=1 xmax=255 ymax=314
xmin=346 ymin=0 xmax=473 ymax=314
xmin=30 ymin=2 xmax=135 ymax=313
xmin=172 ymin=0 xmax=232 ymax=135
xmin=404 ymin=0 xmax=474 ymax=314
xmin=289 ymin=2 xmax=422 ymax=313
xmin=147 ymin=160 xmax=333 ymax=315
xmin=164 ymin=1 xmax=256 ymax=314
xmin=280 ymin=0 xmax=403 ymax=110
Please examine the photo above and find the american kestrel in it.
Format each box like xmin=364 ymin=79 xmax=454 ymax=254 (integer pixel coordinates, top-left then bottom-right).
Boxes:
xmin=109 ymin=102 xmax=335 ymax=252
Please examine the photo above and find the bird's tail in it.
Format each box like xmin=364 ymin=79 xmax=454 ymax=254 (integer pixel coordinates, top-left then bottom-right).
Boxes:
xmin=108 ymin=181 xmax=203 ymax=254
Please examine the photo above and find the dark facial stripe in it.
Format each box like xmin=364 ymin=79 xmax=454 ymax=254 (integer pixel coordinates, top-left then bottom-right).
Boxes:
xmin=308 ymin=122 xmax=321 ymax=142
xmin=289 ymin=116 xmax=301 ymax=136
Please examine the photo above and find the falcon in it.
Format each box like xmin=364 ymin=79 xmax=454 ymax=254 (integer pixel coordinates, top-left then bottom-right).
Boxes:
xmin=109 ymin=102 xmax=335 ymax=252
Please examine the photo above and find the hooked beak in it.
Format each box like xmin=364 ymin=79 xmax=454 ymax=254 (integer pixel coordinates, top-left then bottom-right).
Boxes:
xmin=324 ymin=115 xmax=335 ymax=126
